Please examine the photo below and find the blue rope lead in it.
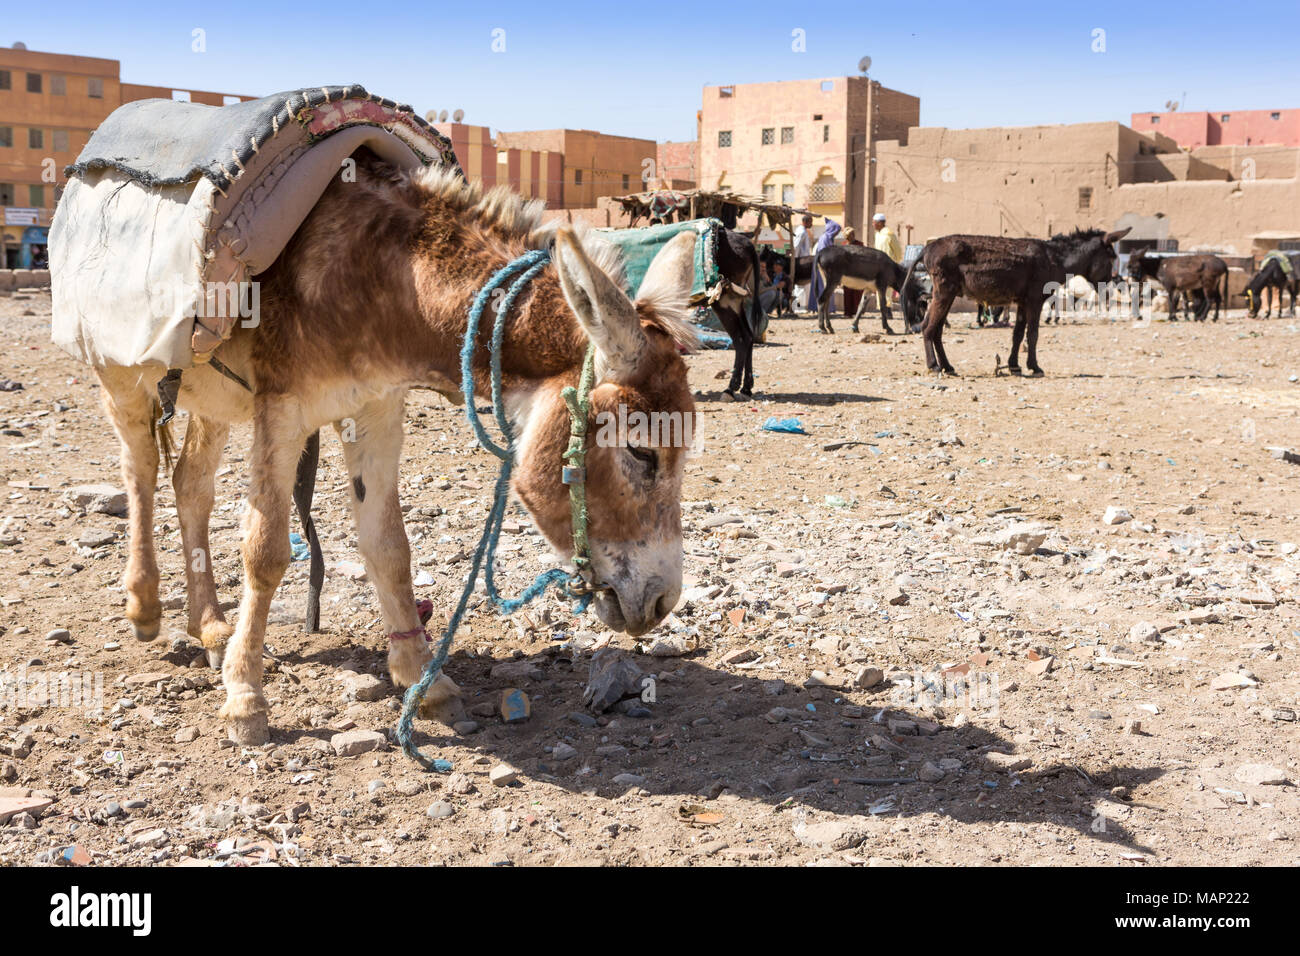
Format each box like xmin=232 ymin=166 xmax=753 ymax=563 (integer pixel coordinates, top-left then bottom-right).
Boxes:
xmin=397 ymin=249 xmax=594 ymax=770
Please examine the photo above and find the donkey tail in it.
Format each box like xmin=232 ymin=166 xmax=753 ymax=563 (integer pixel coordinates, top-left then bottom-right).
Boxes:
xmin=148 ymin=401 xmax=176 ymax=472
xmin=747 ymin=239 xmax=765 ymax=338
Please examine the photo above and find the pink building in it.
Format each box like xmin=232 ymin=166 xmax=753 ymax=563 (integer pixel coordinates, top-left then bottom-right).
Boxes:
xmin=432 ymin=122 xmax=563 ymax=207
xmin=1129 ymin=109 xmax=1300 ymax=150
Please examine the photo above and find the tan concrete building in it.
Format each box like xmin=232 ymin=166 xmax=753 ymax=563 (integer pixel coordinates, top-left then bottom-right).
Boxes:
xmin=494 ymin=128 xmax=656 ymax=209
xmin=0 ymin=43 xmax=251 ymax=267
xmin=432 ymin=122 xmax=563 ymax=207
xmin=875 ymin=120 xmax=1300 ymax=258
xmin=698 ymin=75 xmax=919 ymax=231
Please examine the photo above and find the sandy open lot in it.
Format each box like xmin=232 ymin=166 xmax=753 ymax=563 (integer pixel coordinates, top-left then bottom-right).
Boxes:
xmin=1 ymin=288 xmax=1297 ymax=866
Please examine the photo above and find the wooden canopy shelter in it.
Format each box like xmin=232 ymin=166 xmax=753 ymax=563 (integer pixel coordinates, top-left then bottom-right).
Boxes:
xmin=611 ymin=187 xmax=813 ymax=251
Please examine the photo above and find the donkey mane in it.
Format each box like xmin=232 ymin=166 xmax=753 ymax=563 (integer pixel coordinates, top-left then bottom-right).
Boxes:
xmin=1050 ymin=227 xmax=1107 ymax=245
xmin=408 ymin=165 xmax=698 ymax=351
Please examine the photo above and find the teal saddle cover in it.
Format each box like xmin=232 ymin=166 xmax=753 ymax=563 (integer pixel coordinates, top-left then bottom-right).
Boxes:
xmin=596 ymin=218 xmax=722 ymax=300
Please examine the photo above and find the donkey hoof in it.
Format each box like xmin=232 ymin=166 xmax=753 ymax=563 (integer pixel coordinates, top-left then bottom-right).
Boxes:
xmin=226 ymin=712 xmax=270 ymax=746
xmin=220 ymin=694 xmax=270 ymax=744
xmin=1007 ymin=365 xmax=1022 ymax=376
xmin=205 ymin=646 xmax=225 ymax=670
xmin=738 ymin=389 xmax=754 ymax=400
xmin=130 ymin=620 xmax=161 ymax=642
xmin=720 ymin=390 xmax=737 ymax=403
xmin=1029 ymin=367 xmax=1045 ymax=377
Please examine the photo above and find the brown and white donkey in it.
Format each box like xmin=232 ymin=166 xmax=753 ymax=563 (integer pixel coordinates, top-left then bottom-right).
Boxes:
xmin=94 ymin=151 xmax=699 ymax=744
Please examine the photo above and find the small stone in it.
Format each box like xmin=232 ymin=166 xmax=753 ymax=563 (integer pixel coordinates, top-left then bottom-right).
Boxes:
xmin=173 ymin=726 xmax=200 ymax=744
xmin=613 ymin=773 xmax=646 ymax=788
xmin=452 ymin=721 xmax=479 ymax=735
xmin=1103 ymin=506 xmax=1132 ymax=525
xmin=63 ymin=484 xmax=128 ymax=516
xmin=552 ymin=742 xmax=578 ymax=762
xmin=1025 ymin=655 xmax=1054 ymax=677
xmin=1122 ymin=719 xmax=1143 ymax=736
xmin=794 ymin=816 xmax=871 ymax=851
xmin=983 ymin=751 xmax=1032 ymax=773
xmin=1129 ymin=621 xmax=1161 ymax=644
xmin=489 ymin=660 xmax=543 ymax=682
xmin=853 ymin=666 xmax=884 ymax=689
xmin=1210 ymin=672 xmax=1259 ymax=691
xmin=885 ymin=587 xmax=909 ymax=606
xmin=340 ymin=672 xmax=386 ymax=702
xmin=426 ymin=801 xmax=455 ymax=819
xmin=76 ymin=528 xmax=117 ymax=549
xmin=1235 ymin=764 xmax=1288 ymax=787
xmin=330 ymin=729 xmax=387 ymax=757
xmin=918 ymin=761 xmax=946 ymax=783
xmin=720 ymin=648 xmax=758 ymax=666
xmin=583 ymin=648 xmax=643 ymax=713
xmin=445 ymin=773 xmax=473 ymax=794
xmin=997 ymin=526 xmax=1047 ymax=555
xmin=566 ymin=710 xmax=598 ymax=728
xmin=45 ymin=628 xmax=73 ymax=644
xmin=489 ymin=764 xmax=519 ymax=787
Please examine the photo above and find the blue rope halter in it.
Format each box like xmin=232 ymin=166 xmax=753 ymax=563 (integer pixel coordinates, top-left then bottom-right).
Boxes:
xmin=396 ymin=248 xmax=597 ymax=770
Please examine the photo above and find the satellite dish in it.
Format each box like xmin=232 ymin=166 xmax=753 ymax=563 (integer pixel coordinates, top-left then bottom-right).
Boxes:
xmin=425 ymin=109 xmax=438 ymax=123
xmin=452 ymin=108 xmax=464 ymax=123
xmin=857 ymin=55 xmax=872 ymax=74
xmin=1164 ymin=99 xmax=1179 ymax=112
xmin=12 ymin=41 xmax=27 ymax=50
xmin=439 ymin=110 xmax=449 ymax=122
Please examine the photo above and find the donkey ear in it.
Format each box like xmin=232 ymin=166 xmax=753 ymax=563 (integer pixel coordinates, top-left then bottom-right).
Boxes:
xmin=635 ymin=230 xmax=697 ymax=308
xmin=1103 ymin=226 xmax=1132 ymax=245
xmin=554 ymin=228 xmax=647 ymax=382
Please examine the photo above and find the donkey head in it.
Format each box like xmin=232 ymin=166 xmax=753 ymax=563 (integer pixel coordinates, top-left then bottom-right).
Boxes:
xmin=513 ymin=229 xmax=698 ymax=636
xmin=1055 ymin=227 xmax=1131 ymax=284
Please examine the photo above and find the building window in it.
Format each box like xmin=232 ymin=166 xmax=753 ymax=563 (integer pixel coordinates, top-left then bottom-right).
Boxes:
xmin=823 ymin=124 xmax=830 ymax=142
xmin=820 ymin=80 xmax=833 ymax=92
xmin=719 ymin=86 xmax=733 ymax=98
xmin=1271 ymin=112 xmax=1281 ymax=120
xmin=0 ymin=70 xmax=10 ymax=91
xmin=873 ymin=186 xmax=884 ymax=205
xmin=1221 ymin=114 xmax=1230 ymax=122
xmin=88 ymin=77 xmax=103 ymax=98
xmin=0 ymin=127 xmax=11 ymax=148
xmin=780 ymin=127 xmax=794 ymax=144
xmin=29 ymin=185 xmax=45 ymax=207
xmin=51 ymin=75 xmax=66 ymax=95
xmin=574 ymin=169 xmax=582 ymax=185
xmin=1150 ymin=115 xmax=1159 ymax=124
xmin=0 ymin=183 xmax=15 ymax=205
xmin=761 ymin=127 xmax=774 ymax=145
xmin=718 ymin=130 xmax=732 ymax=148
xmin=1077 ymin=186 xmax=1092 ymax=211
xmin=53 ymin=130 xmax=69 ymax=152
xmin=762 ymin=184 xmax=775 ymax=201
xmin=781 ymin=184 xmax=794 ymax=204
xmin=26 ymin=73 xmax=42 ymax=93
xmin=621 ymin=173 xmax=629 ymax=191
xmin=29 ymin=128 xmax=43 ymax=149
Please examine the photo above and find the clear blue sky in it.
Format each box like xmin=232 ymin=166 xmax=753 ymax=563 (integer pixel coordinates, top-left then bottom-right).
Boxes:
xmin=8 ymin=0 xmax=1296 ymax=141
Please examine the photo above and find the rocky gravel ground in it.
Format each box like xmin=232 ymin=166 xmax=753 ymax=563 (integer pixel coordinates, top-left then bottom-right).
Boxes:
xmin=1 ymin=288 xmax=1298 ymax=866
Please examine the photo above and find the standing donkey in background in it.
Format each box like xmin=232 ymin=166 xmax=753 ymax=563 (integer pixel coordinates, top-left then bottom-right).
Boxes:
xmin=87 ymin=154 xmax=700 ymax=745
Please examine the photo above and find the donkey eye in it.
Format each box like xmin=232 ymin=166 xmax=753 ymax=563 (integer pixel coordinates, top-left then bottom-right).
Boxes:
xmin=627 ymin=445 xmax=658 ymax=476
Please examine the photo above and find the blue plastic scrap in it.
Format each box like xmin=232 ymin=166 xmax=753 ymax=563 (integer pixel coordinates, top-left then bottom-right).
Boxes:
xmin=762 ymin=417 xmax=808 ymax=435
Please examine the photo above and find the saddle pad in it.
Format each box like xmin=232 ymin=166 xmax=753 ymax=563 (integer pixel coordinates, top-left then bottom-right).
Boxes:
xmin=52 ymin=85 xmax=460 ymax=369
xmin=595 ymin=218 xmax=722 ymax=301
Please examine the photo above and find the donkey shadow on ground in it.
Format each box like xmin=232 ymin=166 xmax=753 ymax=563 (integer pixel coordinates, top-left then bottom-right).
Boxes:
xmin=279 ymin=634 xmax=1161 ymax=857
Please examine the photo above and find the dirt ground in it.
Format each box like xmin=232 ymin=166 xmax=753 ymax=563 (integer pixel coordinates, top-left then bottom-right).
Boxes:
xmin=1 ymin=288 xmax=1298 ymax=867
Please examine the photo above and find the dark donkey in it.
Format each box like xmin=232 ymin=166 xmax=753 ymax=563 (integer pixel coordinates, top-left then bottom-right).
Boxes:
xmin=902 ymin=227 xmax=1129 ymax=375
xmin=813 ymin=245 xmax=908 ymax=334
xmin=711 ymin=227 xmax=765 ymax=400
xmin=1242 ymin=251 xmax=1299 ymax=318
xmin=1127 ymin=251 xmax=1228 ymax=322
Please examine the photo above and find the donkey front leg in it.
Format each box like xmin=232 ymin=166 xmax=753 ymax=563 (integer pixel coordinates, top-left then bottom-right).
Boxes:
xmin=174 ymin=414 xmax=233 ymax=668
xmin=97 ymin=367 xmax=163 ymax=642
xmin=219 ymin=398 xmax=305 ymax=744
xmin=334 ymin=393 xmax=430 ymax=688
